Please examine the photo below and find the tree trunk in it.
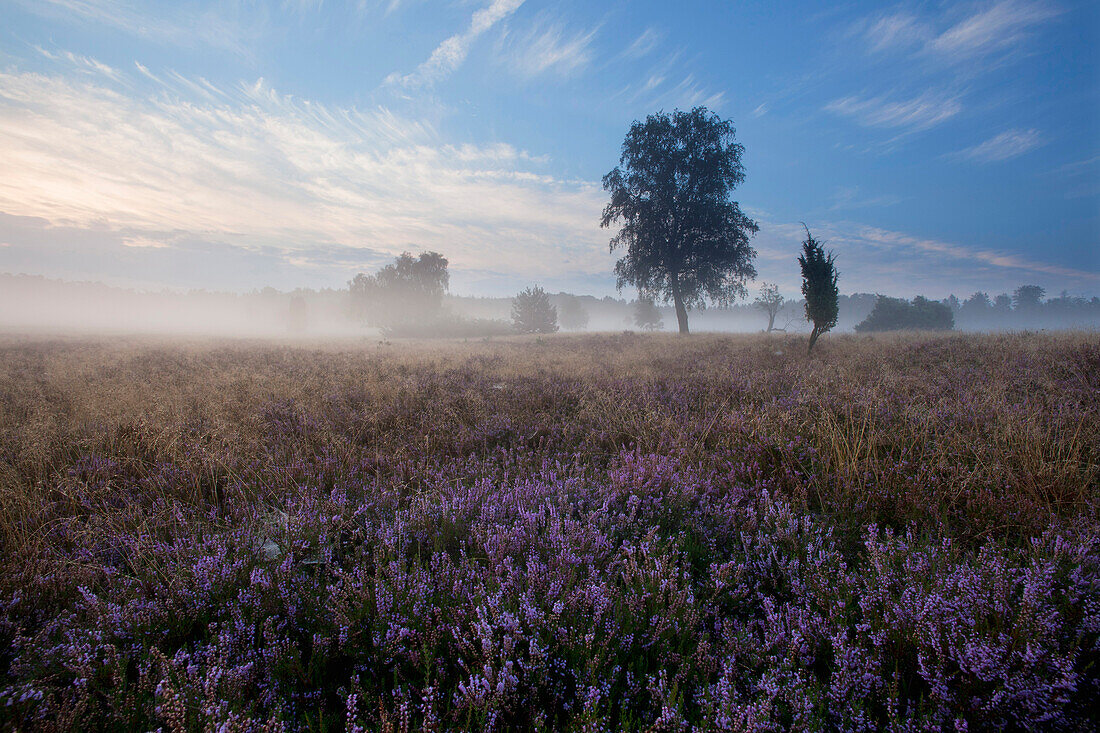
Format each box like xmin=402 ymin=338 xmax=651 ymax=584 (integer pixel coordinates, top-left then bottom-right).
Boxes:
xmin=807 ymin=325 xmax=820 ymax=354
xmin=672 ymin=284 xmax=689 ymax=334
xmin=766 ymin=311 xmax=776 ymax=332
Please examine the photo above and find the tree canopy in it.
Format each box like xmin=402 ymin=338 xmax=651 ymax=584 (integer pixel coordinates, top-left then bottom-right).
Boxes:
xmin=601 ymin=107 xmax=758 ymax=334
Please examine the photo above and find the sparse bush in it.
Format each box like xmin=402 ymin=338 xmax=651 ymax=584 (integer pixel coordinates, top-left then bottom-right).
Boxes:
xmin=753 ymin=282 xmax=784 ymax=332
xmin=511 ymin=285 xmax=558 ymax=333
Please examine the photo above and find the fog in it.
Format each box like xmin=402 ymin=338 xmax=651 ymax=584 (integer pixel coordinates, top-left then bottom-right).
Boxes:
xmin=2 ymin=273 xmax=1098 ymax=339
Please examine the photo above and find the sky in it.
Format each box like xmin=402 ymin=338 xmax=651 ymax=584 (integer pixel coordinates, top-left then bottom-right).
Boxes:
xmin=0 ymin=0 xmax=1097 ymax=300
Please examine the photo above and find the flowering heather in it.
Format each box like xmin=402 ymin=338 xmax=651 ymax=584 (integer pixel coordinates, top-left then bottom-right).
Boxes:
xmin=0 ymin=332 xmax=1097 ymax=730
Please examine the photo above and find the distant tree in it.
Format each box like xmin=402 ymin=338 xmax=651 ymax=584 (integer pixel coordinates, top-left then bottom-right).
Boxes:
xmin=558 ymin=295 xmax=590 ymax=331
xmin=601 ymin=107 xmax=758 ymax=334
xmin=753 ymin=282 xmax=785 ymax=332
xmin=798 ymin=226 xmax=838 ymax=354
xmin=350 ymin=252 xmax=449 ymax=328
xmin=962 ymin=291 xmax=991 ymax=312
xmin=633 ymin=297 xmax=664 ymax=331
xmin=855 ymin=295 xmax=953 ymax=332
xmin=512 ymin=286 xmax=558 ymax=334
xmin=912 ymin=296 xmax=955 ymax=330
xmin=1013 ymin=285 xmax=1046 ymax=311
xmin=286 ymin=295 xmax=307 ymax=334
xmin=944 ymin=294 xmax=961 ymax=313
xmin=993 ymin=293 xmax=1012 ymax=313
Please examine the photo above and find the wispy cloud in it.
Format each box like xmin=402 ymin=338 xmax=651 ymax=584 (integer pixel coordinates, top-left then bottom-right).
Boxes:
xmin=929 ymin=0 xmax=1058 ymax=60
xmin=825 ymin=90 xmax=962 ymax=130
xmin=622 ymin=28 xmax=661 ymax=59
xmin=829 ymin=186 xmax=903 ymax=211
xmin=0 ymin=55 xmax=615 ymax=289
xmin=385 ymin=0 xmax=525 ymax=88
xmin=956 ymin=128 xmax=1043 ymax=162
xmin=615 ymin=52 xmax=725 ymax=111
xmin=16 ymin=0 xmax=257 ymax=57
xmin=862 ymin=12 xmax=929 ymax=53
xmin=847 ymin=224 xmax=1096 ymax=282
xmin=500 ymin=16 xmax=599 ymax=79
xmin=735 ymin=214 xmax=1097 ymax=299
xmin=857 ymin=1 xmax=1058 ymax=63
xmin=34 ymin=46 xmax=123 ymax=81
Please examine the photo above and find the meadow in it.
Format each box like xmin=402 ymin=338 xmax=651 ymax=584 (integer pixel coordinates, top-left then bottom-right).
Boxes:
xmin=0 ymin=332 xmax=1097 ymax=731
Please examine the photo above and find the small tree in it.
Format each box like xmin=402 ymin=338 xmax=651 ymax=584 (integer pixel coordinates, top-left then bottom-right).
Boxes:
xmin=753 ymin=282 xmax=785 ymax=332
xmin=558 ymin=295 xmax=590 ymax=331
xmin=798 ymin=225 xmax=838 ymax=354
xmin=512 ymin=286 xmax=558 ymax=334
xmin=633 ymin=297 xmax=664 ymax=331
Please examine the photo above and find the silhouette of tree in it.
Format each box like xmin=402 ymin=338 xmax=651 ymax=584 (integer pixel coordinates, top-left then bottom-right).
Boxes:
xmin=350 ymin=252 xmax=449 ymax=328
xmin=512 ymin=286 xmax=558 ymax=334
xmin=1013 ymin=285 xmax=1046 ymax=311
xmin=633 ymin=297 xmax=664 ymax=331
xmin=558 ymin=295 xmax=590 ymax=331
xmin=993 ymin=294 xmax=1012 ymax=313
xmin=798 ymin=226 xmax=838 ymax=354
xmin=753 ymin=282 xmax=785 ymax=332
xmin=856 ymin=295 xmax=953 ymax=332
xmin=601 ymin=107 xmax=758 ymax=334
xmin=963 ymin=292 xmax=991 ymax=312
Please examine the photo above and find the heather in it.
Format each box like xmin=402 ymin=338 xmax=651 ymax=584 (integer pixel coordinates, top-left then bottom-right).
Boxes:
xmin=0 ymin=332 xmax=1097 ymax=731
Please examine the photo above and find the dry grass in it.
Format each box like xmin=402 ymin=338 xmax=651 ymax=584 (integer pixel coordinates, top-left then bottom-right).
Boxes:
xmin=0 ymin=330 xmax=1097 ymax=553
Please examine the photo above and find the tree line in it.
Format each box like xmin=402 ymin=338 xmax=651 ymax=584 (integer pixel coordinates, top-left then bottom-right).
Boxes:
xmin=344 ymin=106 xmax=1092 ymax=346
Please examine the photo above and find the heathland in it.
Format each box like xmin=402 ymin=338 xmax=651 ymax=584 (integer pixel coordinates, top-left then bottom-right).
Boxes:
xmin=0 ymin=332 xmax=1097 ymax=730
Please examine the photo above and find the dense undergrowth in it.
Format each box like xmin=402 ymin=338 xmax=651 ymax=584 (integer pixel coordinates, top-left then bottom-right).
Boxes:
xmin=0 ymin=332 xmax=1097 ymax=731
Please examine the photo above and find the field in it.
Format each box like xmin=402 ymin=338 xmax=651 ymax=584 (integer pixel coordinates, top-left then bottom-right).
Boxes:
xmin=0 ymin=332 xmax=1097 ymax=731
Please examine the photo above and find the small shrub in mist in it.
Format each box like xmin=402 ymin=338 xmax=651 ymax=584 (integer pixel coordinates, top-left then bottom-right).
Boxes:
xmin=512 ymin=285 xmax=558 ymax=334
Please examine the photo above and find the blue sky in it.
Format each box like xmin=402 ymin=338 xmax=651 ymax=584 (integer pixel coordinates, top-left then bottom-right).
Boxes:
xmin=0 ymin=0 xmax=1096 ymax=299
